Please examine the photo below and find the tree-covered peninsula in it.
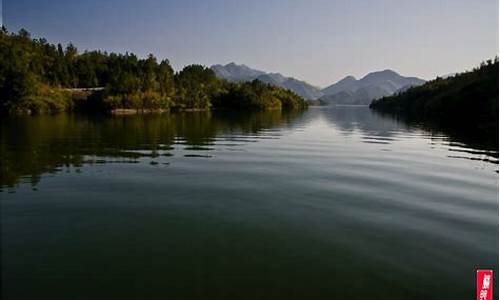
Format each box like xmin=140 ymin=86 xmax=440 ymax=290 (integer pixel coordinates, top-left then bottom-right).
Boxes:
xmin=370 ymin=59 xmax=499 ymax=137
xmin=0 ymin=28 xmax=307 ymax=114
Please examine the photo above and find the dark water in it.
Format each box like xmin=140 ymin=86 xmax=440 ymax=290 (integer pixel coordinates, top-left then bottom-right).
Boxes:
xmin=1 ymin=107 xmax=498 ymax=299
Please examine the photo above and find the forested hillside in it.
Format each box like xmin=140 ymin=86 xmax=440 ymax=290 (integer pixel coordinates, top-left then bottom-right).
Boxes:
xmin=370 ymin=59 xmax=499 ymax=136
xmin=0 ymin=28 xmax=307 ymax=114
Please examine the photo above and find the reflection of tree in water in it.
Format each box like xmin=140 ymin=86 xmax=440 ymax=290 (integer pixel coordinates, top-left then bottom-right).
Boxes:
xmin=0 ymin=110 xmax=305 ymax=188
xmin=320 ymin=106 xmax=498 ymax=160
xmin=371 ymin=109 xmax=499 ymax=156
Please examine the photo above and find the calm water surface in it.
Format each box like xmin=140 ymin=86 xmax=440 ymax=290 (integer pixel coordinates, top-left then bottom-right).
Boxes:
xmin=1 ymin=106 xmax=498 ymax=299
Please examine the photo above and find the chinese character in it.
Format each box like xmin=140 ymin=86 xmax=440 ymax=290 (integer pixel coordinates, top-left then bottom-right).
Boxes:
xmin=480 ymin=289 xmax=488 ymax=300
xmin=483 ymin=274 xmax=491 ymax=289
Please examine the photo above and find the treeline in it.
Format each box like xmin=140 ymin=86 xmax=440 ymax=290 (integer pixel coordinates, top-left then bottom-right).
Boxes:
xmin=0 ymin=28 xmax=307 ymax=114
xmin=370 ymin=59 xmax=499 ymax=136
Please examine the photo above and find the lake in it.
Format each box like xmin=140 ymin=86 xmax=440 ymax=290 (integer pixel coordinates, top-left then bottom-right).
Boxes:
xmin=1 ymin=106 xmax=498 ymax=299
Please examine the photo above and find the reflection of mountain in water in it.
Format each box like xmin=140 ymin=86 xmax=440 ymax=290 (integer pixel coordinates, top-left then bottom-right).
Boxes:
xmin=0 ymin=110 xmax=305 ymax=188
xmin=318 ymin=106 xmax=412 ymax=138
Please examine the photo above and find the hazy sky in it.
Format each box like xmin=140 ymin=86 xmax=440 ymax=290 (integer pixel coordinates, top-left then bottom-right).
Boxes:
xmin=4 ymin=0 xmax=499 ymax=87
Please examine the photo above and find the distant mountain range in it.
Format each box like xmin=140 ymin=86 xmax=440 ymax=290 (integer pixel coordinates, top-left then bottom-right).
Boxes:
xmin=320 ymin=70 xmax=425 ymax=105
xmin=211 ymin=63 xmax=425 ymax=103
xmin=211 ymin=63 xmax=323 ymax=100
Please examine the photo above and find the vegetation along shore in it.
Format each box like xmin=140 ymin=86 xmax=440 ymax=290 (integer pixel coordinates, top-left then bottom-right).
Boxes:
xmin=0 ymin=28 xmax=307 ymax=114
xmin=370 ymin=59 xmax=499 ymax=142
